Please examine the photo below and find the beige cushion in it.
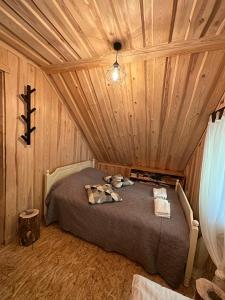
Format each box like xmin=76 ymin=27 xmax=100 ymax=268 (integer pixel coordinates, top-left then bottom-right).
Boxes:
xmin=104 ymin=174 xmax=134 ymax=189
xmin=85 ymin=184 xmax=122 ymax=204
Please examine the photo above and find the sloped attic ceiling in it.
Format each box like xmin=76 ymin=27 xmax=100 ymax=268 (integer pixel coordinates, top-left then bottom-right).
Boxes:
xmin=0 ymin=0 xmax=225 ymax=171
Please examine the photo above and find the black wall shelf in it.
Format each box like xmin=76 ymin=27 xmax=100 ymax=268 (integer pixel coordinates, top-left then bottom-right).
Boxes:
xmin=19 ymin=85 xmax=36 ymax=145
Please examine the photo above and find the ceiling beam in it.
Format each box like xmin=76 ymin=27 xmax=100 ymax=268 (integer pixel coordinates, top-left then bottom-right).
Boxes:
xmin=43 ymin=37 xmax=225 ymax=74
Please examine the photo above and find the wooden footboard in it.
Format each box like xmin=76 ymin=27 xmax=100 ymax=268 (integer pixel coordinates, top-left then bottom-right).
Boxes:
xmin=176 ymin=180 xmax=199 ymax=287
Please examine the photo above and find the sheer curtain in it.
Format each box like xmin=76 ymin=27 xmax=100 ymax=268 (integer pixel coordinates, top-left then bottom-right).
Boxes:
xmin=199 ymin=115 xmax=225 ymax=288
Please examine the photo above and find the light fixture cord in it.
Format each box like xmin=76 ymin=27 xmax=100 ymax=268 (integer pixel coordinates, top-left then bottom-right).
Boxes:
xmin=115 ymin=50 xmax=118 ymax=63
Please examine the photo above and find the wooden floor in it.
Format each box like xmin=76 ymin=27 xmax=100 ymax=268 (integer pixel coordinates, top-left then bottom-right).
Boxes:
xmin=0 ymin=225 xmax=195 ymax=300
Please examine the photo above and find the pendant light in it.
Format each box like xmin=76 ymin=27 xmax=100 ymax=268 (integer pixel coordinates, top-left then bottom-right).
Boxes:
xmin=106 ymin=41 xmax=126 ymax=84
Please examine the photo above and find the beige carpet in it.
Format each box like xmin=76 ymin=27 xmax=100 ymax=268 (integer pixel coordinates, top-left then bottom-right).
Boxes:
xmin=0 ymin=225 xmax=195 ymax=300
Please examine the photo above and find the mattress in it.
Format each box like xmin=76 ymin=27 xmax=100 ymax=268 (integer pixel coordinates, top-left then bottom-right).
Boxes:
xmin=45 ymin=167 xmax=189 ymax=288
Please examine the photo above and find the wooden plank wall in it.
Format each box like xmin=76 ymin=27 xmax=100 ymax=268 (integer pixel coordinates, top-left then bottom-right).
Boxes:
xmin=97 ymin=159 xmax=201 ymax=219
xmin=96 ymin=161 xmax=131 ymax=177
xmin=0 ymin=42 xmax=93 ymax=243
xmin=184 ymin=136 xmax=205 ymax=220
xmin=0 ymin=72 xmax=5 ymax=244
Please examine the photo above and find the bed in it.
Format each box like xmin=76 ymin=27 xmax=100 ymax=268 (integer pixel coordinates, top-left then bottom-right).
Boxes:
xmin=44 ymin=159 xmax=199 ymax=288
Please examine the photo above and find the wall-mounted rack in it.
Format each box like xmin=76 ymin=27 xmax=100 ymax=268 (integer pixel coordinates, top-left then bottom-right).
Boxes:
xmin=19 ymin=85 xmax=36 ymax=145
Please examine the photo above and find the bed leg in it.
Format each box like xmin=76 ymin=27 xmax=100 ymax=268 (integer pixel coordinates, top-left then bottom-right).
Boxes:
xmin=184 ymin=220 xmax=199 ymax=287
xmin=175 ymin=179 xmax=179 ymax=192
xmin=92 ymin=158 xmax=96 ymax=168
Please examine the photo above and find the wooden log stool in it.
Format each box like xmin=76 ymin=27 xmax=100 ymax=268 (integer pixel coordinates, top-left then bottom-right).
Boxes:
xmin=18 ymin=209 xmax=40 ymax=246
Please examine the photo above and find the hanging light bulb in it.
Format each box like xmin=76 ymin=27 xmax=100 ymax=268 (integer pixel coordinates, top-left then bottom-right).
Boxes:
xmin=106 ymin=41 xmax=126 ymax=84
xmin=112 ymin=62 xmax=119 ymax=81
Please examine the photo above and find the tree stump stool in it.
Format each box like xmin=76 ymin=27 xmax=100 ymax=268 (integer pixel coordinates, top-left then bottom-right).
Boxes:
xmin=18 ymin=209 xmax=40 ymax=246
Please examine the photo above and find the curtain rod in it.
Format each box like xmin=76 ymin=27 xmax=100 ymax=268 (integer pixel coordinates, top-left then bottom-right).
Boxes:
xmin=211 ymin=106 xmax=225 ymax=122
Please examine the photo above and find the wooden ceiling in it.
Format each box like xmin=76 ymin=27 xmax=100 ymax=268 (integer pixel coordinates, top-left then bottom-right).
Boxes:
xmin=1 ymin=0 xmax=225 ymax=171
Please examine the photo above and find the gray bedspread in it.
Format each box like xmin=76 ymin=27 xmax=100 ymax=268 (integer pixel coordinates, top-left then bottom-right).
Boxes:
xmin=45 ymin=167 xmax=189 ymax=288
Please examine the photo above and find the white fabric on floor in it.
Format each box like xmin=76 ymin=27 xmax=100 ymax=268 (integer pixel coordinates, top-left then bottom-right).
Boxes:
xmin=130 ymin=275 xmax=192 ymax=300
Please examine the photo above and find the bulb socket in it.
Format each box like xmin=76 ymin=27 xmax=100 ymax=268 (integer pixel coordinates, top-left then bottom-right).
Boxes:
xmin=113 ymin=41 xmax=122 ymax=51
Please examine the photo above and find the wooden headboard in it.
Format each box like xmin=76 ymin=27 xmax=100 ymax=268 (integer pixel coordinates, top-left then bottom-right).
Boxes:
xmin=44 ymin=159 xmax=95 ymax=215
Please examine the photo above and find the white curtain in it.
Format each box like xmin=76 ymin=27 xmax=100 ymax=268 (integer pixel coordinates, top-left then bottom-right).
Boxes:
xmin=199 ymin=115 xmax=225 ymax=282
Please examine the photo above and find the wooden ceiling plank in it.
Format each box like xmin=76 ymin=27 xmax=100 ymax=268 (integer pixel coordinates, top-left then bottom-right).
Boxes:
xmin=95 ymin=69 xmax=131 ymax=163
xmin=0 ymin=43 xmax=9 ymax=72
xmin=0 ymin=26 xmax=49 ymax=66
xmin=180 ymin=51 xmax=225 ymax=169
xmin=43 ymin=37 xmax=225 ymax=74
xmin=172 ymin=50 xmax=225 ymax=170
xmin=216 ymin=92 xmax=225 ymax=110
xmin=216 ymin=18 xmax=225 ymax=36
xmin=50 ymin=73 xmax=104 ymax=161
xmin=83 ymin=69 xmax=128 ymax=163
xmin=32 ymin=0 xmax=94 ymax=59
xmin=176 ymin=50 xmax=223 ymax=161
xmin=172 ymin=0 xmax=196 ymax=42
xmin=168 ymin=52 xmax=208 ymax=170
xmin=144 ymin=59 xmax=154 ymax=167
xmin=129 ymin=61 xmax=147 ymax=166
xmin=4 ymin=0 xmax=80 ymax=61
xmin=68 ymin=70 xmax=114 ymax=162
xmin=0 ymin=2 xmax=63 ymax=64
xmin=118 ymin=0 xmax=144 ymax=48
xmin=104 ymin=70 xmax=134 ymax=164
xmin=156 ymin=55 xmax=180 ymax=169
xmin=91 ymin=67 xmax=128 ymax=163
xmin=167 ymin=52 xmax=206 ymax=170
xmin=68 ymin=70 xmax=115 ymax=162
xmin=121 ymin=64 xmax=138 ymax=165
xmin=186 ymin=0 xmax=219 ymax=39
xmin=152 ymin=0 xmax=174 ymax=45
xmin=168 ymin=0 xmax=178 ymax=43
xmin=53 ymin=0 xmax=98 ymax=57
xmin=162 ymin=54 xmax=193 ymax=169
xmin=81 ymin=0 xmax=112 ymax=51
xmin=120 ymin=83 xmax=137 ymax=164
xmin=124 ymin=63 xmax=140 ymax=165
xmin=199 ymin=0 xmax=224 ymax=38
xmin=91 ymin=0 xmax=127 ymax=50
xmin=164 ymin=54 xmax=192 ymax=168
xmin=149 ymin=57 xmax=167 ymax=168
xmin=143 ymin=0 xmax=153 ymax=46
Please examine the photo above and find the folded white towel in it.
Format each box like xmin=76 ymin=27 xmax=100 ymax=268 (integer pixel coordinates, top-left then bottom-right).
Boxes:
xmin=154 ymin=198 xmax=170 ymax=218
xmin=153 ymin=187 xmax=167 ymax=199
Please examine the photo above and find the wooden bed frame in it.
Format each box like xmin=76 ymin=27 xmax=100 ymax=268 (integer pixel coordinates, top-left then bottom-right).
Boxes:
xmin=44 ymin=159 xmax=199 ymax=287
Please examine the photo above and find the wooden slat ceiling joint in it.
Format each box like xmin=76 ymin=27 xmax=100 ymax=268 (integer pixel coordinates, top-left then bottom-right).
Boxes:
xmin=43 ymin=37 xmax=225 ymax=74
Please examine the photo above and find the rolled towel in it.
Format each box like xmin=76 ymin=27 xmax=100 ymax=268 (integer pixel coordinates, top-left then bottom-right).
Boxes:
xmin=154 ymin=198 xmax=170 ymax=218
xmin=153 ymin=187 xmax=167 ymax=199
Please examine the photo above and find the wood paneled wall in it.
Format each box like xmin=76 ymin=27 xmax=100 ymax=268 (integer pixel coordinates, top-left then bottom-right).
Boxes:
xmin=96 ymin=161 xmax=130 ymax=177
xmin=0 ymin=72 xmax=5 ymax=244
xmin=0 ymin=42 xmax=93 ymax=243
xmin=184 ymin=136 xmax=205 ymax=220
xmin=97 ymin=157 xmax=202 ymax=220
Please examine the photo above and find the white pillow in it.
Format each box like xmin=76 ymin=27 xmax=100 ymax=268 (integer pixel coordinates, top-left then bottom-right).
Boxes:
xmin=130 ymin=275 xmax=192 ymax=300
